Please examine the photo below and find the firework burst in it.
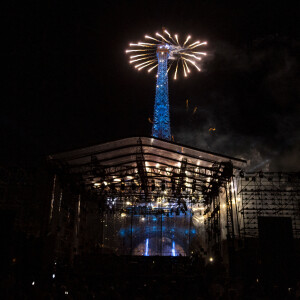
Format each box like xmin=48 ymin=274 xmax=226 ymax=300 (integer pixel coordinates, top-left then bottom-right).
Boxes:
xmin=125 ymin=29 xmax=207 ymax=79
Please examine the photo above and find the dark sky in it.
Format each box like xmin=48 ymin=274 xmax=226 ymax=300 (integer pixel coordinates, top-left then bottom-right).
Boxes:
xmin=3 ymin=0 xmax=300 ymax=171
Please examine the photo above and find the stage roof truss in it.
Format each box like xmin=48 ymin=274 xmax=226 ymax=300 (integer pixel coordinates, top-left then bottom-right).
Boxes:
xmin=49 ymin=137 xmax=246 ymax=205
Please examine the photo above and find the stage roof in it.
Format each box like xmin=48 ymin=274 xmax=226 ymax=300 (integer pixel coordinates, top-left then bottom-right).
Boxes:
xmin=48 ymin=137 xmax=247 ymax=198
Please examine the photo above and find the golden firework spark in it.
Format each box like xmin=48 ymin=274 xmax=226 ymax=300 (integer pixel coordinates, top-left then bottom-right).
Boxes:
xmin=125 ymin=29 xmax=207 ymax=79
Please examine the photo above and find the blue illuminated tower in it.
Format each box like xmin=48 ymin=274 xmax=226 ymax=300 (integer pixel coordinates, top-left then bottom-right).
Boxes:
xmin=152 ymin=44 xmax=171 ymax=140
xmin=126 ymin=30 xmax=207 ymax=141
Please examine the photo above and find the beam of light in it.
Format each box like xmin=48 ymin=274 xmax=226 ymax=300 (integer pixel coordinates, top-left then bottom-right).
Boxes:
xmin=172 ymin=241 xmax=176 ymax=256
xmin=175 ymin=34 xmax=179 ymax=45
xmin=135 ymin=59 xmax=156 ymax=68
xmin=129 ymin=56 xmax=155 ymax=63
xmin=130 ymin=53 xmax=154 ymax=59
xmin=155 ymin=32 xmax=170 ymax=43
xmin=183 ymin=60 xmax=191 ymax=73
xmin=182 ymin=52 xmax=202 ymax=60
xmin=248 ymin=159 xmax=270 ymax=172
xmin=125 ymin=49 xmax=149 ymax=53
xmin=187 ymin=41 xmax=200 ymax=48
xmin=145 ymin=35 xmax=160 ymax=42
xmin=189 ymin=42 xmax=207 ymax=49
xmin=147 ymin=64 xmax=158 ymax=73
xmin=174 ymin=60 xmax=179 ymax=79
xmin=130 ymin=43 xmax=154 ymax=48
xmin=164 ymin=30 xmax=171 ymax=38
xmin=182 ymin=57 xmax=201 ymax=71
xmin=138 ymin=42 xmax=156 ymax=46
xmin=145 ymin=238 xmax=149 ymax=256
xmin=164 ymin=30 xmax=177 ymax=44
xmin=138 ymin=61 xmax=156 ymax=71
xmin=192 ymin=51 xmax=207 ymax=56
xmin=137 ymin=60 xmax=156 ymax=70
xmin=183 ymin=35 xmax=191 ymax=46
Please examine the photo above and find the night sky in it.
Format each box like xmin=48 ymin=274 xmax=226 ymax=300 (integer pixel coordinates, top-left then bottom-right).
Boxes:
xmin=3 ymin=1 xmax=300 ymax=171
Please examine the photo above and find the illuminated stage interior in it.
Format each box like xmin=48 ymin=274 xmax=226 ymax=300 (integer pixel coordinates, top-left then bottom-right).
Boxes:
xmin=48 ymin=137 xmax=247 ymax=258
xmin=48 ymin=137 xmax=300 ymax=263
xmin=102 ymin=208 xmax=203 ymax=256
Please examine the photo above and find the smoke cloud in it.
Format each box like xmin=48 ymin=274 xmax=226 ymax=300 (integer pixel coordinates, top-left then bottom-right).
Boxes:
xmin=173 ymin=35 xmax=300 ymax=172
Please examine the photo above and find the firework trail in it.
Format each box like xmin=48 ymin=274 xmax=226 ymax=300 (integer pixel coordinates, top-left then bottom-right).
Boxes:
xmin=126 ymin=30 xmax=207 ymax=79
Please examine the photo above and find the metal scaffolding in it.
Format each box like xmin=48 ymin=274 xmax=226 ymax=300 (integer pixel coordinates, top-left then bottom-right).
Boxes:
xmin=237 ymin=172 xmax=300 ymax=239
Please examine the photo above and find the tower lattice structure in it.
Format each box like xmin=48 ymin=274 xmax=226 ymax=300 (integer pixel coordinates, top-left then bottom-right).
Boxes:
xmin=152 ymin=45 xmax=171 ymax=140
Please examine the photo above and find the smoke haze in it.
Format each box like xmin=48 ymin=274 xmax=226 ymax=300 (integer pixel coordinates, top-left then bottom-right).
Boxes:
xmin=173 ymin=36 xmax=300 ymax=171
